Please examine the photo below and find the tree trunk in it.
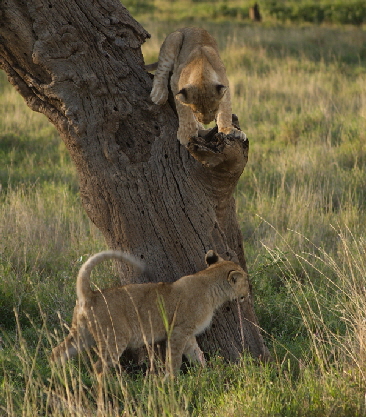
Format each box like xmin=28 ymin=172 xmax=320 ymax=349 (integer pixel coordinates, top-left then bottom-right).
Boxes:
xmin=0 ymin=0 xmax=270 ymax=362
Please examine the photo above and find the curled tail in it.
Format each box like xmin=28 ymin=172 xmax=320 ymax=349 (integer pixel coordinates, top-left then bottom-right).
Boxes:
xmin=76 ymin=250 xmax=145 ymax=306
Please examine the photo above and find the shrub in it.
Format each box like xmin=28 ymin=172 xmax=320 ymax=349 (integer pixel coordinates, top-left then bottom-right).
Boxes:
xmin=263 ymin=1 xmax=366 ymax=26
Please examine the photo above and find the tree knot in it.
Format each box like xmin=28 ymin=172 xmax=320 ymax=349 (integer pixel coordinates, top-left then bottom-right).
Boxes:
xmin=186 ymin=114 xmax=249 ymax=171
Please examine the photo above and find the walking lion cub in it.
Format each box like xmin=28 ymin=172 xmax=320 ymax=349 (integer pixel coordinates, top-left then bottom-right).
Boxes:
xmin=148 ymin=27 xmax=246 ymax=146
xmin=51 ymin=250 xmax=249 ymax=375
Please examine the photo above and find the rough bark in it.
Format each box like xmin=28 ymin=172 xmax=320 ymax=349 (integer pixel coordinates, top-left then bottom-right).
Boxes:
xmin=0 ymin=0 xmax=270 ymax=362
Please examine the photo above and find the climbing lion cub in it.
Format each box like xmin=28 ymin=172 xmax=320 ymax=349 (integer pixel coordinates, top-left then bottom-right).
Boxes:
xmin=149 ymin=27 xmax=246 ymax=146
xmin=51 ymin=249 xmax=249 ymax=375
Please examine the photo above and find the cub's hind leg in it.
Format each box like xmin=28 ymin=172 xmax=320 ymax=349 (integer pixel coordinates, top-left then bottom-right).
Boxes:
xmin=51 ymin=315 xmax=95 ymax=364
xmin=94 ymin=331 xmax=130 ymax=375
xmin=93 ymin=332 xmax=129 ymax=416
xmin=150 ymin=31 xmax=184 ymax=105
xmin=51 ymin=331 xmax=81 ymax=364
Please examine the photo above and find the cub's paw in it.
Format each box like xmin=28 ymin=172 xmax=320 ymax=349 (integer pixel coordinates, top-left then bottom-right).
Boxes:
xmin=177 ymin=133 xmax=190 ymax=147
xmin=177 ymin=125 xmax=198 ymax=147
xmin=219 ymin=125 xmax=247 ymax=141
xmin=150 ymin=85 xmax=168 ymax=105
xmin=231 ymin=128 xmax=247 ymax=141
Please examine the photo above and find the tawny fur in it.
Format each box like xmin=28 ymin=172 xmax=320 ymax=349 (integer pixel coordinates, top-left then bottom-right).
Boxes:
xmin=51 ymin=250 xmax=249 ymax=375
xmin=148 ymin=27 xmax=247 ymax=146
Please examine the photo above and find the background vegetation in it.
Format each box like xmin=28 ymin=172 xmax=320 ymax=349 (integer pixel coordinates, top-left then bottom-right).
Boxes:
xmin=1 ymin=2 xmax=366 ymax=415
xmin=127 ymin=0 xmax=366 ymax=26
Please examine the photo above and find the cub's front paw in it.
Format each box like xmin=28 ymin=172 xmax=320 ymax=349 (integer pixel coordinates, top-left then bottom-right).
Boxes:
xmin=150 ymin=85 xmax=168 ymax=105
xmin=219 ymin=125 xmax=247 ymax=140
xmin=231 ymin=128 xmax=247 ymax=141
xmin=177 ymin=126 xmax=197 ymax=147
xmin=177 ymin=133 xmax=190 ymax=147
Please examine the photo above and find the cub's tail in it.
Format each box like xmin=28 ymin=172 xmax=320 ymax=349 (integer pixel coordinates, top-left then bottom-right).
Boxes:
xmin=76 ymin=250 xmax=145 ymax=306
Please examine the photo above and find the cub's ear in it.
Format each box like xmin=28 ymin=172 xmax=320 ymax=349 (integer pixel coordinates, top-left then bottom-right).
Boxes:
xmin=205 ymin=250 xmax=219 ymax=266
xmin=227 ymin=270 xmax=242 ymax=285
xmin=216 ymin=84 xmax=228 ymax=98
xmin=176 ymin=88 xmax=189 ymax=104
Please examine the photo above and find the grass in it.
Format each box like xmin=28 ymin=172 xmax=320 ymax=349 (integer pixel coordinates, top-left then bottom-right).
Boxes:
xmin=1 ymin=13 xmax=366 ymax=417
xmin=125 ymin=0 xmax=366 ymax=26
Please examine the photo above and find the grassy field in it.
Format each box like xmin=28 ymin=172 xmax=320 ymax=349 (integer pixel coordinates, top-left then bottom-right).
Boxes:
xmin=126 ymin=0 xmax=366 ymax=26
xmin=1 ymin=12 xmax=366 ymax=416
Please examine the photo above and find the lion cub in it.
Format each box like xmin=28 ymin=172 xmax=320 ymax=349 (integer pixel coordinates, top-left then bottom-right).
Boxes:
xmin=51 ymin=250 xmax=249 ymax=375
xmin=149 ymin=27 xmax=246 ymax=146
